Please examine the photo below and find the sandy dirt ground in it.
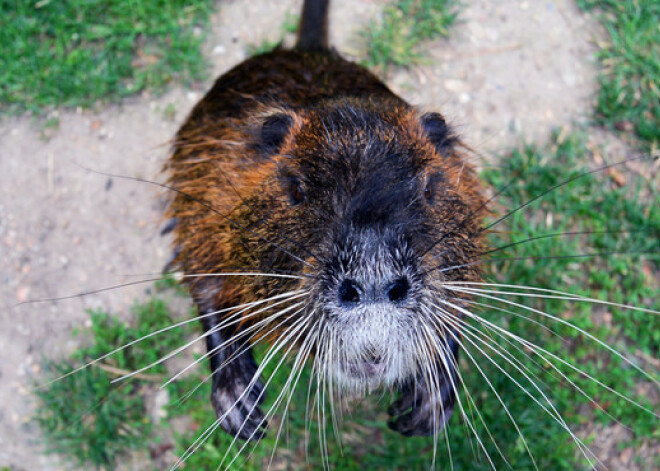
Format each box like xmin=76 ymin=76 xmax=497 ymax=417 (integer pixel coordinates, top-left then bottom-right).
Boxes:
xmin=1 ymin=0 xmax=641 ymax=469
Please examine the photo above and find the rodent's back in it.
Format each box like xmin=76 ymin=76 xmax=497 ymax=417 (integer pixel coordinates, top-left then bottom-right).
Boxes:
xmin=177 ymin=50 xmax=400 ymax=134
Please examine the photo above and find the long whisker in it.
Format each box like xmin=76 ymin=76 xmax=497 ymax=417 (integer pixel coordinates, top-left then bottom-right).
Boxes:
xmin=442 ymin=288 xmax=660 ymax=388
xmin=18 ymin=271 xmax=310 ymax=308
xmin=442 ymin=299 xmax=634 ymax=463
xmin=482 ymin=156 xmax=652 ymax=232
xmin=434 ymin=300 xmax=599 ymax=467
xmin=265 ymin=328 xmax=319 ymax=469
xmin=423 ymin=155 xmax=654 ymax=265
xmin=112 ymin=293 xmax=309 ymax=384
xmin=180 ymin=309 xmax=310 ymax=403
xmin=442 ymin=281 xmax=660 ymax=315
xmin=448 ymin=298 xmax=633 ymax=428
xmin=17 ymin=276 xmax=165 ymax=306
xmin=33 ymin=290 xmax=305 ymax=391
xmin=423 ymin=311 xmax=524 ymax=469
xmin=217 ymin=317 xmax=313 ymax=469
xmin=178 ymin=271 xmax=308 ymax=281
xmin=75 ymin=165 xmax=316 ymax=268
xmin=415 ymin=325 xmax=458 ymax=470
xmin=449 ymin=299 xmax=656 ymax=424
xmin=162 ymin=302 xmax=307 ymax=388
xmin=417 ymin=323 xmax=498 ymax=470
xmin=437 ymin=298 xmax=660 ymax=419
xmin=173 ymin=315 xmax=311 ymax=470
xmin=482 ymin=229 xmax=649 ymax=256
xmin=432 ymin=249 xmax=656 ymax=277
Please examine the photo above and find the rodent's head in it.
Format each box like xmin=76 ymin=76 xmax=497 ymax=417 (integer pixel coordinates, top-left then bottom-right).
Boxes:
xmin=239 ymin=100 xmax=485 ymax=394
xmin=171 ymin=98 xmax=485 ymax=414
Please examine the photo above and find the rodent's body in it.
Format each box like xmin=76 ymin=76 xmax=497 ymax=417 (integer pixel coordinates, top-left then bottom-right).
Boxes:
xmin=167 ymin=0 xmax=485 ymax=440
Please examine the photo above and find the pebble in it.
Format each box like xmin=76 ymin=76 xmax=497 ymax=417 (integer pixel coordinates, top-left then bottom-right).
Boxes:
xmin=152 ymin=389 xmax=170 ymax=422
xmin=213 ymin=44 xmax=226 ymax=55
xmin=16 ymin=286 xmax=30 ymax=303
xmin=619 ymin=447 xmax=632 ymax=464
xmin=444 ymin=79 xmax=468 ymax=93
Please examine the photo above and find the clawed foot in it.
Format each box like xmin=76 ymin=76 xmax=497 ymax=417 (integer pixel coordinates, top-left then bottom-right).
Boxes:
xmin=211 ymin=365 xmax=267 ymax=441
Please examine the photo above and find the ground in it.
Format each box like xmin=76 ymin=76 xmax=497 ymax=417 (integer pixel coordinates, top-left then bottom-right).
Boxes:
xmin=0 ymin=0 xmax=646 ymax=469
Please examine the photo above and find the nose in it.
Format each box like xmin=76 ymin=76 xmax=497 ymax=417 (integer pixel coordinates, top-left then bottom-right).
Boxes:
xmin=337 ymin=277 xmax=411 ymax=307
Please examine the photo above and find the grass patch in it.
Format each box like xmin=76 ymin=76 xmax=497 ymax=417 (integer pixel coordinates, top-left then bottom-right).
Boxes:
xmin=34 ymin=294 xmax=194 ymax=469
xmin=578 ymin=0 xmax=660 ymax=148
xmin=362 ymin=0 xmax=459 ymax=71
xmin=478 ymin=130 xmax=660 ymax=462
xmin=0 ymin=0 xmax=214 ymax=114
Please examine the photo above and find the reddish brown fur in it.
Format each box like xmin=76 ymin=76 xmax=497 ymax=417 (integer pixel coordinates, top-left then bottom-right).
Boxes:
xmin=165 ymin=48 xmax=485 ymax=337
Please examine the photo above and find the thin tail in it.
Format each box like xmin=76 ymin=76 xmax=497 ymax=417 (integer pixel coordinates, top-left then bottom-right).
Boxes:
xmin=296 ymin=0 xmax=330 ymax=50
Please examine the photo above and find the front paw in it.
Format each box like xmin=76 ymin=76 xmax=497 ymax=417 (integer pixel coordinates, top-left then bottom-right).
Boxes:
xmin=388 ymin=371 xmax=458 ymax=436
xmin=211 ymin=373 xmax=267 ymax=441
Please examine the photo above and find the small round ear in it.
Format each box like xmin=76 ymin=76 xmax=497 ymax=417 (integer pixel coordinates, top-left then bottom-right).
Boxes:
xmin=259 ymin=113 xmax=294 ymax=154
xmin=420 ymin=112 xmax=456 ymax=155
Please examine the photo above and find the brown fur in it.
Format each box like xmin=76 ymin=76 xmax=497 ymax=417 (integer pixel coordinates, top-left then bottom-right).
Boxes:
xmin=165 ymin=35 xmax=487 ymax=440
xmin=165 ymin=49 xmax=485 ymax=331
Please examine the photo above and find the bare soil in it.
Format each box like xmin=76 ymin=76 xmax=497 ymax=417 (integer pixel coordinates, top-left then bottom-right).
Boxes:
xmin=1 ymin=0 xmax=627 ymax=469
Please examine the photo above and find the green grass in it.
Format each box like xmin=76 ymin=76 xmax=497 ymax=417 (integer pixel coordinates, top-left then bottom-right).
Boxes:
xmin=34 ymin=294 xmax=195 ymax=469
xmin=362 ymin=0 xmax=459 ymax=70
xmin=0 ymin=0 xmax=214 ymax=114
xmin=476 ymin=131 xmax=660 ymax=466
xmin=578 ymin=0 xmax=660 ymax=148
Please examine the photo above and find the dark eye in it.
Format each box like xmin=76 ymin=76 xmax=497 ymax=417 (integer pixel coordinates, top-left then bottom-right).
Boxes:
xmin=288 ymin=178 xmax=305 ymax=205
xmin=423 ymin=173 xmax=443 ymax=204
xmin=424 ymin=184 xmax=434 ymax=202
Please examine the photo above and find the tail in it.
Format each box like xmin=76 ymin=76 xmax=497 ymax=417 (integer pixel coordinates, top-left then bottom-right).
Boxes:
xmin=296 ymin=0 xmax=330 ymax=50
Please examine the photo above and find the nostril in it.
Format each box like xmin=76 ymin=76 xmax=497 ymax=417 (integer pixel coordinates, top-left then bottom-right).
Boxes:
xmin=387 ymin=277 xmax=410 ymax=303
xmin=338 ymin=279 xmax=361 ymax=306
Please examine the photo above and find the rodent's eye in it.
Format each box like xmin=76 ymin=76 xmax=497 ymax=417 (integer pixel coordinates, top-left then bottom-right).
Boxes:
xmin=288 ymin=178 xmax=305 ymax=205
xmin=424 ymin=184 xmax=434 ymax=202
xmin=423 ymin=173 xmax=443 ymax=204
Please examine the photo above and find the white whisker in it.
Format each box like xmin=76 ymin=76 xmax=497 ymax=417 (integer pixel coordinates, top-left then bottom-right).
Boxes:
xmin=163 ymin=302 xmax=306 ymax=388
xmin=442 ymin=288 xmax=660 ymax=389
xmin=442 ymin=282 xmax=660 ymax=315
xmin=435 ymin=299 xmax=603 ymax=467
xmin=113 ymin=293 xmax=308 ymax=384
xmin=220 ymin=318 xmax=314 ymax=469
xmin=34 ymin=290 xmax=306 ymax=391
xmin=175 ymin=315 xmax=311 ymax=470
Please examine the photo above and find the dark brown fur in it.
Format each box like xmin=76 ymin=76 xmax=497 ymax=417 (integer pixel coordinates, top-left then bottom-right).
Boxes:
xmin=165 ymin=2 xmax=486 ymax=441
xmin=167 ymin=49 xmax=484 ymax=316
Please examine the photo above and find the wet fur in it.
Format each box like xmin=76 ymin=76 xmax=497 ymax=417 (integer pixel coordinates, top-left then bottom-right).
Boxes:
xmin=166 ymin=19 xmax=486 ymax=440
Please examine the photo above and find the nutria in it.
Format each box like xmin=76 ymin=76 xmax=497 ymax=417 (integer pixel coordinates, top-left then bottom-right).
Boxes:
xmin=166 ymin=0 xmax=486 ymax=441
